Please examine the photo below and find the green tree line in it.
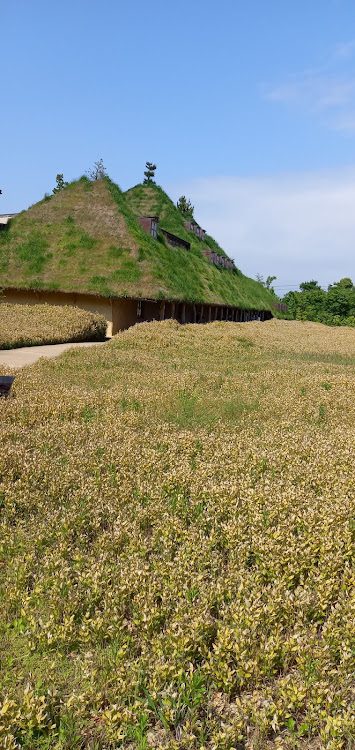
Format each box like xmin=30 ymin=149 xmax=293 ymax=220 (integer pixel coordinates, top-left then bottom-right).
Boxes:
xmin=282 ymin=278 xmax=355 ymax=327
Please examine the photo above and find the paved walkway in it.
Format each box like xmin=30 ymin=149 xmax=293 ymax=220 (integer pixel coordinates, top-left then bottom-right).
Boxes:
xmin=0 ymin=340 xmax=107 ymax=368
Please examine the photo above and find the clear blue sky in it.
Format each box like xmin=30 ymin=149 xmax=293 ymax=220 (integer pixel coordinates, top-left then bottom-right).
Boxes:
xmin=2 ymin=0 xmax=355 ymax=291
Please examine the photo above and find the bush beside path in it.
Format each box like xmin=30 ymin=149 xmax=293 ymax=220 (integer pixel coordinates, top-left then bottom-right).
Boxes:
xmin=0 ymin=303 xmax=107 ymax=349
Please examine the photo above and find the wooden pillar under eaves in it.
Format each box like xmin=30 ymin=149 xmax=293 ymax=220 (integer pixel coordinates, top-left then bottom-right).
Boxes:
xmin=199 ymin=304 xmax=204 ymax=323
xmin=170 ymin=302 xmax=175 ymax=319
xmin=208 ymin=305 xmax=212 ymax=322
xmin=181 ymin=304 xmax=186 ymax=324
xmin=160 ymin=300 xmax=166 ymax=321
xmin=193 ymin=305 xmax=197 ymax=323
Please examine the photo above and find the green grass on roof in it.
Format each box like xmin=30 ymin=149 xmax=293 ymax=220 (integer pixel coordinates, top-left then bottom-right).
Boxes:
xmin=125 ymin=182 xmax=229 ymax=258
xmin=0 ymin=177 xmax=278 ymax=311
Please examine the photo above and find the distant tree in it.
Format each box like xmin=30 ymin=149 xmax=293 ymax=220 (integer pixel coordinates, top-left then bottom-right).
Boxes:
xmin=299 ymin=280 xmax=321 ymax=291
xmin=328 ymin=278 xmax=355 ymax=316
xmin=340 ymin=277 xmax=354 ymax=289
xmin=177 ymin=195 xmax=194 ymax=217
xmin=300 ymin=288 xmax=326 ymax=318
xmin=256 ymin=273 xmax=277 ymax=290
xmin=52 ymin=174 xmax=68 ymax=194
xmin=329 ymin=277 xmax=354 ymax=290
xmin=143 ymin=162 xmax=157 ymax=184
xmin=325 ymin=287 xmax=351 ymax=317
xmin=87 ymin=159 xmax=107 ymax=181
xmin=283 ymin=277 xmax=355 ymax=326
xmin=265 ymin=275 xmax=277 ymax=290
xmin=282 ymin=290 xmax=298 ymax=316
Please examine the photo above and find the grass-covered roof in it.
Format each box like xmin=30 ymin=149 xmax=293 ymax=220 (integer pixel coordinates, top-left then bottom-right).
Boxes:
xmin=0 ymin=177 xmax=277 ymax=310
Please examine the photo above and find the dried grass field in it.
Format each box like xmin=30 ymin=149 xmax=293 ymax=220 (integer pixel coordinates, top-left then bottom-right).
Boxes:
xmin=0 ymin=319 xmax=354 ymax=750
xmin=0 ymin=304 xmax=107 ymax=349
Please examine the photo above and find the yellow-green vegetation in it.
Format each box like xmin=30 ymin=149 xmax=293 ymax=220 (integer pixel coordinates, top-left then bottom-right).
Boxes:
xmin=0 ymin=177 xmax=277 ymax=311
xmin=1 ymin=319 xmax=354 ymax=749
xmin=0 ymin=304 xmax=107 ymax=349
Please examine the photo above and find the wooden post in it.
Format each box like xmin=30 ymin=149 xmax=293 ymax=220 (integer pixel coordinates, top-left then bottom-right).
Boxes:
xmin=193 ymin=305 xmax=197 ymax=323
xmin=220 ymin=307 xmax=224 ymax=321
xmin=181 ymin=304 xmax=186 ymax=324
xmin=160 ymin=300 xmax=166 ymax=321
xmin=214 ymin=307 xmax=218 ymax=321
xmin=171 ymin=302 xmax=175 ymax=319
xmin=199 ymin=305 xmax=204 ymax=323
xmin=208 ymin=305 xmax=212 ymax=322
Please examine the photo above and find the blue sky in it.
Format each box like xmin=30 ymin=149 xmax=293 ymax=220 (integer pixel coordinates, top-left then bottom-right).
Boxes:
xmin=2 ymin=0 xmax=355 ymax=292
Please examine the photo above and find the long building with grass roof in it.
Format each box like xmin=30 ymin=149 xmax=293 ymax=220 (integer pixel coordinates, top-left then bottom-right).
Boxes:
xmin=0 ymin=177 xmax=280 ymax=334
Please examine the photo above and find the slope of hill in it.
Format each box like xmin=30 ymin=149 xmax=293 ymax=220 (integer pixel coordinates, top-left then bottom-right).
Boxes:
xmin=0 ymin=177 xmax=151 ymax=299
xmin=125 ymin=182 xmax=229 ymax=257
xmin=0 ymin=177 xmax=277 ymax=311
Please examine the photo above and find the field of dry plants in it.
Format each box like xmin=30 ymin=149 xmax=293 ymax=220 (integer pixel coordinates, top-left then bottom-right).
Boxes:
xmin=0 ymin=304 xmax=107 ymax=349
xmin=0 ymin=319 xmax=354 ymax=750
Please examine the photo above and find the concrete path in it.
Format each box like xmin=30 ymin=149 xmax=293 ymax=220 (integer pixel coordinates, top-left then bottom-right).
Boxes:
xmin=0 ymin=340 xmax=107 ymax=368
